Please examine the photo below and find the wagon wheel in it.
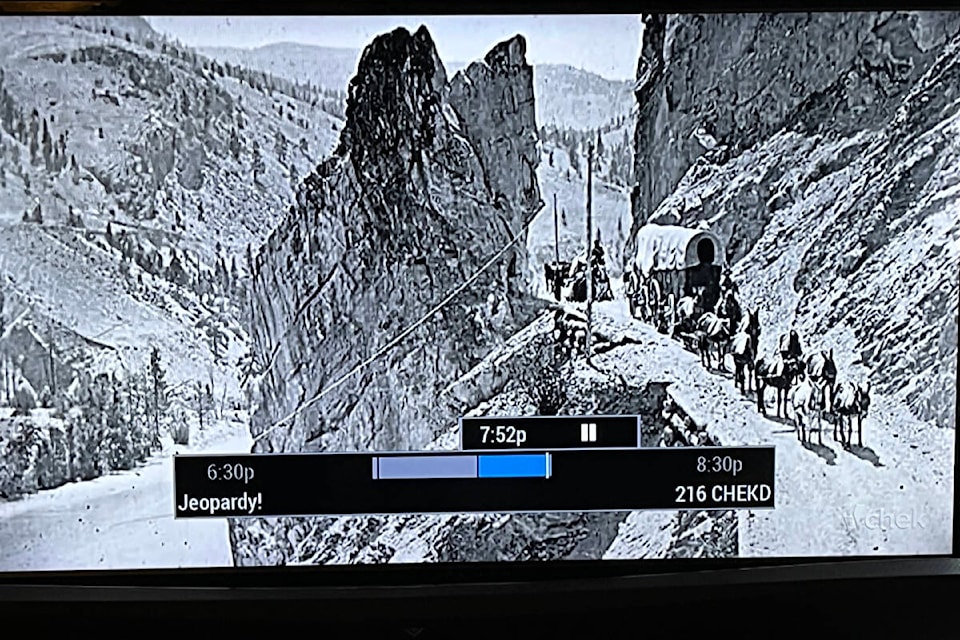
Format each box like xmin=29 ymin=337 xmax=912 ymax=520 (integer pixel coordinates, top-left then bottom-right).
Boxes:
xmin=642 ymin=275 xmax=656 ymax=323
xmin=666 ymin=292 xmax=680 ymax=337
xmin=648 ymin=278 xmax=664 ymax=332
xmin=634 ymin=274 xmax=649 ymax=321
xmin=626 ymin=271 xmax=638 ymax=318
xmin=633 ymin=273 xmax=649 ymax=321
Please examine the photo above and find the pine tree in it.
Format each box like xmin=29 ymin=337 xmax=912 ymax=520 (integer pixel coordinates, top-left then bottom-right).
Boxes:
xmin=29 ymin=115 xmax=39 ymax=164
xmin=1 ymin=93 xmax=13 ymax=132
xmin=229 ymin=128 xmax=241 ymax=160
xmin=288 ymin=158 xmax=297 ymax=191
xmin=275 ymin=130 xmax=287 ymax=163
xmin=42 ymin=120 xmax=52 ymax=170
xmin=105 ymin=221 xmax=113 ymax=245
xmin=148 ymin=346 xmax=167 ymax=447
xmin=195 ymin=380 xmax=212 ymax=432
xmin=251 ymin=140 xmax=264 ymax=183
xmin=569 ymin=143 xmax=579 ymax=173
xmin=596 ymin=128 xmax=604 ymax=157
xmin=175 ymin=210 xmax=183 ymax=228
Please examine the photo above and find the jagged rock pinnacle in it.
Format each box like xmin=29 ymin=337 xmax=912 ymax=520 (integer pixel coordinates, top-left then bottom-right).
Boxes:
xmin=484 ymin=35 xmax=527 ymax=69
xmin=337 ymin=25 xmax=447 ymax=169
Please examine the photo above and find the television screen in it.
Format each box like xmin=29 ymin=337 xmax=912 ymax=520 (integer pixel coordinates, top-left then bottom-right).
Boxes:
xmin=0 ymin=12 xmax=956 ymax=573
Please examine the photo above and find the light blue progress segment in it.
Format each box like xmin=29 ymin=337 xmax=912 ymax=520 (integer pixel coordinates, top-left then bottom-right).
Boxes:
xmin=372 ymin=454 xmax=551 ymax=480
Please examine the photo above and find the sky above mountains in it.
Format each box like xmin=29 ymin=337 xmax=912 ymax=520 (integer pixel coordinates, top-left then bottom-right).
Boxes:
xmin=145 ymin=15 xmax=642 ymax=81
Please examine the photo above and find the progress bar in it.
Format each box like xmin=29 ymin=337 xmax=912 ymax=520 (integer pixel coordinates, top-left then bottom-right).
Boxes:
xmin=372 ymin=454 xmax=551 ymax=480
xmin=173 ymin=447 xmax=776 ymax=518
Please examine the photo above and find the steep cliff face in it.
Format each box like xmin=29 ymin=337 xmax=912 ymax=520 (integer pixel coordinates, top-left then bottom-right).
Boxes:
xmin=630 ymin=12 xmax=960 ymax=229
xmin=627 ymin=12 xmax=960 ymax=428
xmin=232 ymin=27 xmax=542 ymax=562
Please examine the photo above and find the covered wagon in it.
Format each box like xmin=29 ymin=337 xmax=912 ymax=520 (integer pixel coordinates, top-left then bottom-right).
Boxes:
xmin=624 ymin=223 xmax=725 ymax=331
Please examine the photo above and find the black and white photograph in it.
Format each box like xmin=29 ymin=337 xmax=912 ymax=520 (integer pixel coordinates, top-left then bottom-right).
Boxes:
xmin=0 ymin=12 xmax=956 ymax=570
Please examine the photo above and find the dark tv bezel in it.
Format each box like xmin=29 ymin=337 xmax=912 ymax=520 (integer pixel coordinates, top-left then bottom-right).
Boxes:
xmin=0 ymin=555 xmax=958 ymax=600
xmin=0 ymin=4 xmax=956 ymax=600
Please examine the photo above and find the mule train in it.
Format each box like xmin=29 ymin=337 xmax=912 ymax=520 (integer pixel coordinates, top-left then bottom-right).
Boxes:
xmin=620 ymin=222 xmax=871 ymax=449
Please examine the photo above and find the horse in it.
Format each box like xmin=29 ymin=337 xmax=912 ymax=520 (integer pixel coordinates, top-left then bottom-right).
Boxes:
xmin=790 ymin=373 xmax=825 ymax=445
xmin=755 ymin=354 xmax=803 ymax=419
xmin=693 ymin=330 xmax=712 ymax=369
xmin=833 ymin=380 xmax=871 ymax=447
xmin=730 ymin=310 xmax=760 ymax=393
xmin=804 ymin=349 xmax=838 ymax=413
xmin=695 ymin=312 xmax=732 ymax=371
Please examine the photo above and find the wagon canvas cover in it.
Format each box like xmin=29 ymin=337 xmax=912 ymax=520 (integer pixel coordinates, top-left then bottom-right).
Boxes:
xmin=631 ymin=224 xmax=725 ymax=277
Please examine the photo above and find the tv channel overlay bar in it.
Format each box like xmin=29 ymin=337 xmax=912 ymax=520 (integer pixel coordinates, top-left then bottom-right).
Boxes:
xmin=173 ymin=446 xmax=775 ymax=518
xmin=460 ymin=415 xmax=642 ymax=450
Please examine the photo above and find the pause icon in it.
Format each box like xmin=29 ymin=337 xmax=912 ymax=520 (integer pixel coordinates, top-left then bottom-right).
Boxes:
xmin=580 ymin=423 xmax=597 ymax=443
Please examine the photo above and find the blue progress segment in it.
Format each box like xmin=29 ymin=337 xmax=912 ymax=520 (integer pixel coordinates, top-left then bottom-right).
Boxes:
xmin=478 ymin=454 xmax=549 ymax=479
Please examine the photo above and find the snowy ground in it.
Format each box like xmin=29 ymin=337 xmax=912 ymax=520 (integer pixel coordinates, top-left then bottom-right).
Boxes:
xmin=0 ymin=419 xmax=251 ymax=572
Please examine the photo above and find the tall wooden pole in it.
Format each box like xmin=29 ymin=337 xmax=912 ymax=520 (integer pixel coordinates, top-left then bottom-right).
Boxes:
xmin=553 ymin=193 xmax=561 ymax=301
xmin=585 ymin=142 xmax=594 ymax=363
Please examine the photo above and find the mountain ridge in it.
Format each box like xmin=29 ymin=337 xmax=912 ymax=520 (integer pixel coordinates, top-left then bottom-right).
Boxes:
xmin=197 ymin=42 xmax=633 ymax=130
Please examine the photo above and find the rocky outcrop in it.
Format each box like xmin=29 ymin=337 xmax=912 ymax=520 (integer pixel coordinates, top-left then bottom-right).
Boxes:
xmin=232 ymin=27 xmax=543 ymax=563
xmin=626 ymin=12 xmax=960 ymax=428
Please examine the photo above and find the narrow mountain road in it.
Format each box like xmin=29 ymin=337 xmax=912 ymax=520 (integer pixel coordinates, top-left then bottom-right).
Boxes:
xmin=580 ymin=294 xmax=954 ymax=557
xmin=0 ymin=428 xmax=252 ymax=572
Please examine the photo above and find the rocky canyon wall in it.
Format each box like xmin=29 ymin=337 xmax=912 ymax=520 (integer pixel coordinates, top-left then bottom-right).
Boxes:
xmin=627 ymin=12 xmax=960 ymax=428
